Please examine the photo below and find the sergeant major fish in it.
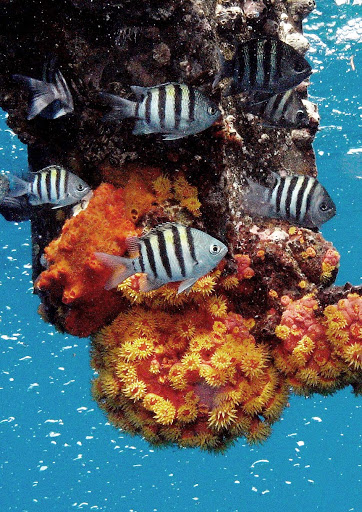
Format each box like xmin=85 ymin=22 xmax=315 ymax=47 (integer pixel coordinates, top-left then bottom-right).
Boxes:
xmin=245 ymin=89 xmax=309 ymax=128
xmin=95 ymin=222 xmax=228 ymax=294
xmin=99 ymin=82 xmax=221 ymax=140
xmin=13 ymin=58 xmax=74 ymax=120
xmin=7 ymin=165 xmax=91 ymax=209
xmin=213 ymin=37 xmax=312 ymax=97
xmin=243 ymin=172 xmax=336 ymax=228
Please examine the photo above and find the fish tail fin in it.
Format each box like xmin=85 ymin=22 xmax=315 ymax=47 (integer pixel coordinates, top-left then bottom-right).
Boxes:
xmin=243 ymin=178 xmax=273 ymax=218
xmin=213 ymin=47 xmax=233 ymax=90
xmin=94 ymin=252 xmax=135 ymax=290
xmin=13 ymin=74 xmax=57 ymax=120
xmin=98 ymin=91 xmax=136 ymax=122
xmin=7 ymin=174 xmax=31 ymax=197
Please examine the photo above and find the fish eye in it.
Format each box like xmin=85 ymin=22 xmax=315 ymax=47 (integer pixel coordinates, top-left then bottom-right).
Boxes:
xmin=296 ymin=110 xmax=306 ymax=120
xmin=319 ymin=201 xmax=329 ymax=211
xmin=207 ymin=106 xmax=218 ymax=116
xmin=210 ymin=243 xmax=222 ymax=255
xmin=76 ymin=183 xmax=85 ymax=191
xmin=294 ymin=60 xmax=306 ymax=73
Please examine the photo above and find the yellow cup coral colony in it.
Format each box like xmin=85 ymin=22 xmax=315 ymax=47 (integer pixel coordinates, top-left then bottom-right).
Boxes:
xmin=35 ymin=166 xmax=361 ymax=452
xmin=91 ymin=302 xmax=289 ymax=451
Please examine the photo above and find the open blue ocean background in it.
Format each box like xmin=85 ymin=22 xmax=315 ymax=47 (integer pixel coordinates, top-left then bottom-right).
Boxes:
xmin=0 ymin=1 xmax=361 ymax=511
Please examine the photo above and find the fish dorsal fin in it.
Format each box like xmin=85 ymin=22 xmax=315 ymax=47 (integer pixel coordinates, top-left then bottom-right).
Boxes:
xmin=33 ymin=165 xmax=64 ymax=175
xmin=130 ymin=85 xmax=148 ymax=100
xmin=125 ymin=235 xmax=140 ymax=258
xmin=267 ymin=171 xmax=280 ymax=188
xmin=143 ymin=222 xmax=182 ymax=237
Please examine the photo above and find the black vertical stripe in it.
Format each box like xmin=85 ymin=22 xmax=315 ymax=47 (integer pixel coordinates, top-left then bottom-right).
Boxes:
xmin=36 ymin=174 xmax=42 ymax=199
xmin=267 ymin=94 xmax=281 ymax=120
xmin=172 ymin=225 xmax=186 ymax=277
xmin=138 ymin=243 xmax=145 ymax=273
xmin=174 ymin=84 xmax=182 ymax=130
xmin=285 ymin=176 xmax=299 ymax=219
xmin=157 ymin=231 xmax=172 ymax=278
xmin=45 ymin=170 xmax=52 ymax=201
xmin=305 ymin=179 xmax=318 ymax=220
xmin=186 ymin=226 xmax=198 ymax=264
xmin=145 ymin=92 xmax=152 ymax=124
xmin=236 ymin=44 xmax=245 ymax=84
xmin=262 ymin=38 xmax=272 ymax=89
xmin=63 ymin=169 xmax=69 ymax=198
xmin=249 ymin=40 xmax=259 ymax=88
xmin=188 ymin=86 xmax=195 ymax=122
xmin=295 ymin=176 xmax=309 ymax=222
xmin=55 ymin=169 xmax=61 ymax=201
xmin=143 ymin=238 xmax=158 ymax=278
xmin=134 ymin=100 xmax=140 ymax=119
xmin=274 ymin=39 xmax=283 ymax=85
xmin=158 ymin=85 xmax=166 ymax=130
xmin=275 ymin=177 xmax=286 ymax=214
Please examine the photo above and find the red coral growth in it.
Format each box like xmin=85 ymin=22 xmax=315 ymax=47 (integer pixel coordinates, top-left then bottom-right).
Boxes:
xmin=274 ymin=293 xmax=361 ymax=394
xmin=35 ymin=183 xmax=139 ymax=336
xmin=35 ymin=170 xmax=206 ymax=337
xmin=324 ymin=293 xmax=362 ymax=371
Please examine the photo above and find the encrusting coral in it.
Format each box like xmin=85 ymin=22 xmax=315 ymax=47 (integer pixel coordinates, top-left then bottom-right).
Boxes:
xmin=35 ymin=169 xmax=204 ymax=336
xmin=34 ymin=166 xmax=361 ymax=451
xmin=274 ymin=293 xmax=361 ymax=395
xmin=91 ymin=303 xmax=289 ymax=451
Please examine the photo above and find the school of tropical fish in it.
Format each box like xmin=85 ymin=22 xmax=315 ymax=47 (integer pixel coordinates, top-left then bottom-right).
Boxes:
xmin=0 ymin=35 xmax=337 ymax=294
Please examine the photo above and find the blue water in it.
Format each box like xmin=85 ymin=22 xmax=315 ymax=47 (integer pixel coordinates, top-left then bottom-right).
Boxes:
xmin=0 ymin=2 xmax=361 ymax=511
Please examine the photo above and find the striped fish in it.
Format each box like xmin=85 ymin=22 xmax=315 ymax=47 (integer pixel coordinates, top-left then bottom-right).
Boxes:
xmin=244 ymin=172 xmax=336 ymax=228
xmin=213 ymin=37 xmax=312 ymax=97
xmin=7 ymin=165 xmax=91 ymax=209
xmin=245 ymin=89 xmax=309 ymax=128
xmin=95 ymin=222 xmax=228 ymax=293
xmin=13 ymin=57 xmax=74 ymax=120
xmin=99 ymin=82 xmax=221 ymax=140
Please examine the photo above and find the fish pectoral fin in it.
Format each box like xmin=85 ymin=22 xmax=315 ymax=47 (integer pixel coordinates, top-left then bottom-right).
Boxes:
xmin=139 ymin=277 xmax=164 ymax=293
xmin=133 ymin=120 xmax=156 ymax=135
xmin=162 ymin=133 xmax=186 ymax=140
xmin=177 ymin=277 xmax=198 ymax=294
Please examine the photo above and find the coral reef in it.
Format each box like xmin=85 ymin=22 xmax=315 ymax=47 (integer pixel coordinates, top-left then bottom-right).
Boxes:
xmin=0 ymin=0 xmax=360 ymax=452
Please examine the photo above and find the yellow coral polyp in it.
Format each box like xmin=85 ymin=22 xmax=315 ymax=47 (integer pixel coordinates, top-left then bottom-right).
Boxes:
xmin=143 ymin=394 xmax=176 ymax=425
xmin=200 ymin=364 xmax=236 ymax=387
xmin=177 ymin=402 xmax=199 ymax=423
xmin=180 ymin=196 xmax=202 ymax=215
xmin=206 ymin=295 xmax=228 ymax=318
xmin=292 ymin=335 xmax=315 ymax=366
xmin=190 ymin=274 xmax=217 ymax=296
xmin=175 ymin=319 xmax=196 ymax=340
xmin=212 ymin=321 xmax=227 ymax=335
xmin=239 ymin=347 xmax=268 ymax=379
xmin=221 ymin=275 xmax=239 ymax=290
xmin=119 ymin=338 xmax=155 ymax=362
xmin=275 ymin=325 xmax=291 ymax=340
xmin=152 ymin=175 xmax=172 ymax=201
xmin=211 ymin=350 xmax=233 ymax=370
xmin=342 ymin=343 xmax=362 ymax=370
xmin=208 ymin=404 xmax=238 ymax=430
xmin=123 ymin=380 xmax=147 ymax=401
xmin=181 ymin=353 xmax=202 ymax=371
